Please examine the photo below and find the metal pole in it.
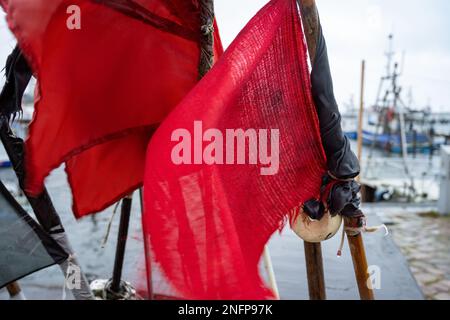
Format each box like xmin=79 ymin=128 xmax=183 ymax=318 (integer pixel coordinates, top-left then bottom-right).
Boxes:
xmin=110 ymin=194 xmax=132 ymax=294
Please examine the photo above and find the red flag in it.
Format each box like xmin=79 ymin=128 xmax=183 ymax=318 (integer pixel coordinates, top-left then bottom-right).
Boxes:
xmin=4 ymin=0 xmax=222 ymax=217
xmin=143 ymin=0 xmax=327 ymax=299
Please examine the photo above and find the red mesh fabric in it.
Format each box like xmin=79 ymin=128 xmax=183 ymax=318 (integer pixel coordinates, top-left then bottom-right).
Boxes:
xmin=143 ymin=0 xmax=327 ymax=299
xmin=4 ymin=0 xmax=222 ymax=217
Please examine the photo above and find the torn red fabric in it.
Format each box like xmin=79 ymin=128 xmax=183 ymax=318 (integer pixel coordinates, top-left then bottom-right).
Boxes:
xmin=4 ymin=0 xmax=222 ymax=217
xmin=143 ymin=0 xmax=327 ymax=299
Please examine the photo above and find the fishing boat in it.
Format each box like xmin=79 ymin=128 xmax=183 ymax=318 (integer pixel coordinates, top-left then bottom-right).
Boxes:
xmin=344 ymin=35 xmax=449 ymax=155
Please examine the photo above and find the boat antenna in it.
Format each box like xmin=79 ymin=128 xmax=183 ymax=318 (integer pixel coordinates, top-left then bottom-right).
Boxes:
xmin=385 ymin=34 xmax=395 ymax=77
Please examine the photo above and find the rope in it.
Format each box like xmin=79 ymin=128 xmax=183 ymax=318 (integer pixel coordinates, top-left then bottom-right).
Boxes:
xmin=198 ymin=0 xmax=215 ymax=78
xmin=101 ymin=200 xmax=121 ymax=248
xmin=336 ymin=219 xmax=388 ymax=257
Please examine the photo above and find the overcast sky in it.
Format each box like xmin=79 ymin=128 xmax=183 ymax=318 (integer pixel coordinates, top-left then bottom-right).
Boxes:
xmin=1 ymin=0 xmax=449 ymax=111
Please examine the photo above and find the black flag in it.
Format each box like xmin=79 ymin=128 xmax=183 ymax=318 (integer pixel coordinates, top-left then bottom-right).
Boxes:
xmin=0 ymin=180 xmax=68 ymax=289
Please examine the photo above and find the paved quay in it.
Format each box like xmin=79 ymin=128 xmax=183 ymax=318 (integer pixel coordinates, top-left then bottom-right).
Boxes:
xmin=373 ymin=203 xmax=450 ymax=300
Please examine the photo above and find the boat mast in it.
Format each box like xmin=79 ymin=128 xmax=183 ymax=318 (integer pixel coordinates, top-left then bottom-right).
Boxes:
xmin=367 ymin=35 xmax=395 ymax=174
xmin=385 ymin=34 xmax=394 ymax=78
xmin=366 ymin=34 xmax=416 ymax=197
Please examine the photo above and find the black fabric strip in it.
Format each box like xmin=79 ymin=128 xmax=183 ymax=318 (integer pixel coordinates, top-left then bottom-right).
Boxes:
xmin=310 ymin=24 xmax=360 ymax=179
xmin=93 ymin=0 xmax=198 ymax=42
xmin=0 ymin=45 xmax=32 ymax=121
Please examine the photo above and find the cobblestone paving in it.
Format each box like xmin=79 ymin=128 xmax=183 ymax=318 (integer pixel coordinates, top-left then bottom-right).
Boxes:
xmin=373 ymin=205 xmax=450 ymax=300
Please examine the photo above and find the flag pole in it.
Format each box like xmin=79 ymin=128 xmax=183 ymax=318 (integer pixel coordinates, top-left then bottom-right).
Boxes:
xmin=298 ymin=0 xmax=326 ymax=300
xmin=348 ymin=60 xmax=375 ymax=300
xmin=298 ymin=0 xmax=374 ymax=300
xmin=140 ymin=187 xmax=154 ymax=299
xmin=303 ymin=241 xmax=326 ymax=299
xmin=6 ymin=282 xmax=25 ymax=300
xmin=344 ymin=216 xmax=374 ymax=300
xmin=199 ymin=0 xmax=215 ymax=78
xmin=298 ymin=0 xmax=319 ymax=65
xmin=108 ymin=194 xmax=133 ymax=296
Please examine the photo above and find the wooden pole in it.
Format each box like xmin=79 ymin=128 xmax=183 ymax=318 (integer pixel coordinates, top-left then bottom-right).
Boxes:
xmin=6 ymin=282 xmax=24 ymax=299
xmin=345 ymin=218 xmax=375 ymax=300
xmin=348 ymin=60 xmax=375 ymax=300
xmin=199 ymin=0 xmax=215 ymax=78
xmin=357 ymin=60 xmax=366 ymax=168
xmin=297 ymin=0 xmax=320 ymax=66
xmin=298 ymin=0 xmax=374 ymax=300
xmin=303 ymin=242 xmax=326 ymax=300
xmin=297 ymin=0 xmax=327 ymax=300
